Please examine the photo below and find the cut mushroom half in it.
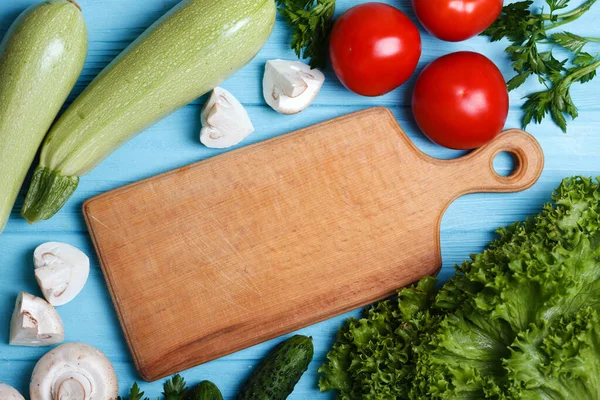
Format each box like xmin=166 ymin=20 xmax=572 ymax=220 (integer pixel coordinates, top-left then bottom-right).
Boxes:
xmin=34 ymin=242 xmax=90 ymax=306
xmin=200 ymin=87 xmax=255 ymax=149
xmin=0 ymin=383 xmax=25 ymax=400
xmin=263 ymin=59 xmax=325 ymax=114
xmin=9 ymin=292 xmax=64 ymax=347
xmin=30 ymin=342 xmax=118 ymax=400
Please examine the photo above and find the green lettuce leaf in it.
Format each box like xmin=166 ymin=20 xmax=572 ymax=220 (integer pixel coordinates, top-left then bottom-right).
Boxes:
xmin=506 ymin=307 xmax=600 ymax=399
xmin=318 ymin=276 xmax=442 ymax=399
xmin=319 ymin=177 xmax=600 ymax=399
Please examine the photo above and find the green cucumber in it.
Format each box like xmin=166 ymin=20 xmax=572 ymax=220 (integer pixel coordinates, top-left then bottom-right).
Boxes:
xmin=189 ymin=381 xmax=224 ymax=400
xmin=237 ymin=335 xmax=314 ymax=400
xmin=0 ymin=0 xmax=86 ymax=233
xmin=22 ymin=0 xmax=276 ymax=223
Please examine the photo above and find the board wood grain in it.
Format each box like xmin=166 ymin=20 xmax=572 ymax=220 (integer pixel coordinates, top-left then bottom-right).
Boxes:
xmin=83 ymin=107 xmax=544 ymax=381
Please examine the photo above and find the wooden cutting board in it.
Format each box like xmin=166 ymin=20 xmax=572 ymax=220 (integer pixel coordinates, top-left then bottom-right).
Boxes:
xmin=84 ymin=107 xmax=544 ymax=381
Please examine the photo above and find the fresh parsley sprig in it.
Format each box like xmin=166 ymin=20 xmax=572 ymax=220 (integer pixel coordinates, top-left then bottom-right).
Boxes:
xmin=522 ymin=52 xmax=600 ymax=130
xmin=163 ymin=374 xmax=187 ymax=400
xmin=552 ymin=31 xmax=600 ymax=53
xmin=118 ymin=375 xmax=187 ymax=400
xmin=275 ymin=0 xmax=336 ymax=69
xmin=117 ymin=382 xmax=149 ymax=400
xmin=483 ymin=0 xmax=599 ymax=132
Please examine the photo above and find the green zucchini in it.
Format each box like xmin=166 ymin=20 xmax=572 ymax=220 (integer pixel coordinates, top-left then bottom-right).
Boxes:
xmin=22 ymin=0 xmax=276 ymax=222
xmin=190 ymin=380 xmax=224 ymax=400
xmin=0 ymin=0 xmax=86 ymax=233
xmin=237 ymin=335 xmax=314 ymax=400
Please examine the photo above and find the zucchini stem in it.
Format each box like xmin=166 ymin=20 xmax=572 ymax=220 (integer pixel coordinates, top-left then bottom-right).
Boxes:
xmin=21 ymin=166 xmax=79 ymax=223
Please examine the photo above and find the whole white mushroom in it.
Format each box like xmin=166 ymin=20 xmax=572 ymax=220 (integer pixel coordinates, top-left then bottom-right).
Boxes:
xmin=33 ymin=242 xmax=90 ymax=306
xmin=30 ymin=342 xmax=118 ymax=400
xmin=0 ymin=383 xmax=25 ymax=400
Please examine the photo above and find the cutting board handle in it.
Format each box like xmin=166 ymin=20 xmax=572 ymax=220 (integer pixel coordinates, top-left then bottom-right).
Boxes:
xmin=442 ymin=129 xmax=544 ymax=197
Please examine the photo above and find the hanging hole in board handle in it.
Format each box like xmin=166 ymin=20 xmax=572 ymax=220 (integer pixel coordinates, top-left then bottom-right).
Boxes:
xmin=492 ymin=151 xmax=516 ymax=177
xmin=452 ymin=129 xmax=545 ymax=195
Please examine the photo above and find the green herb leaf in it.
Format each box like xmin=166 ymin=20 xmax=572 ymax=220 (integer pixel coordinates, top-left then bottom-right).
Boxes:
xmin=552 ymin=32 xmax=587 ymax=53
xmin=482 ymin=1 xmax=535 ymax=43
xmin=163 ymin=374 xmax=187 ymax=400
xmin=507 ymin=71 xmax=532 ymax=90
xmin=117 ymin=383 xmax=149 ymax=400
xmin=546 ymin=0 xmax=569 ymax=13
xmin=570 ymin=52 xmax=599 ymax=83
xmin=483 ymin=0 xmax=600 ymax=131
xmin=276 ymin=0 xmax=335 ymax=69
xmin=573 ymin=51 xmax=596 ymax=66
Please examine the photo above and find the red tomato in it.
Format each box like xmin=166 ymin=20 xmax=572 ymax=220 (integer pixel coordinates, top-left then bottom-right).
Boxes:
xmin=329 ymin=3 xmax=421 ymax=97
xmin=411 ymin=0 xmax=502 ymax=42
xmin=412 ymin=52 xmax=508 ymax=150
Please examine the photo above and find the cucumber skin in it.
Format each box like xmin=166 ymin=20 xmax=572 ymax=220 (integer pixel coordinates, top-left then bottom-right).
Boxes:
xmin=40 ymin=0 xmax=276 ymax=177
xmin=191 ymin=380 xmax=224 ymax=400
xmin=0 ymin=0 xmax=86 ymax=233
xmin=237 ymin=335 xmax=314 ymax=400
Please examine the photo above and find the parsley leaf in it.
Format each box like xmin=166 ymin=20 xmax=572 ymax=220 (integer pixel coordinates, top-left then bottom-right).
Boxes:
xmin=552 ymin=32 xmax=588 ymax=53
xmin=482 ymin=1 xmax=535 ymax=43
xmin=117 ymin=383 xmax=149 ymax=400
xmin=276 ymin=0 xmax=335 ymax=69
xmin=119 ymin=375 xmax=188 ymax=400
xmin=547 ymin=0 xmax=570 ymax=13
xmin=162 ymin=374 xmax=187 ymax=400
xmin=483 ymin=0 xmax=600 ymax=132
xmin=522 ymin=53 xmax=599 ymax=132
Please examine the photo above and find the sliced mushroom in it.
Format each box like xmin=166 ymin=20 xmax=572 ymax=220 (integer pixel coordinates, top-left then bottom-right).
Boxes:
xmin=0 ymin=383 xmax=25 ymax=400
xmin=200 ymin=87 xmax=255 ymax=149
xmin=34 ymin=242 xmax=90 ymax=306
xmin=263 ymin=59 xmax=325 ymax=114
xmin=30 ymin=342 xmax=118 ymax=400
xmin=9 ymin=292 xmax=64 ymax=347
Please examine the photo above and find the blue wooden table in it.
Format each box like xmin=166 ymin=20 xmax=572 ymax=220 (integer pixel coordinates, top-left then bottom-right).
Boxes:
xmin=1 ymin=0 xmax=599 ymax=398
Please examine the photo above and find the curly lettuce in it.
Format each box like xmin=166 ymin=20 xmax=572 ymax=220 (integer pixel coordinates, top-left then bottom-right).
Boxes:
xmin=319 ymin=176 xmax=600 ymax=400
xmin=507 ymin=307 xmax=600 ymax=399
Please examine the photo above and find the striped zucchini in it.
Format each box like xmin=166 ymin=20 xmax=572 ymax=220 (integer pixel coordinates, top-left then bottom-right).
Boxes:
xmin=22 ymin=0 xmax=276 ymax=222
xmin=0 ymin=0 xmax=86 ymax=233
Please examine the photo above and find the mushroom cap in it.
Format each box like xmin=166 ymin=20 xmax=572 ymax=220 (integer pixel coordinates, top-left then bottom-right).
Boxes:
xmin=9 ymin=292 xmax=64 ymax=347
xmin=30 ymin=342 xmax=118 ymax=400
xmin=0 ymin=383 xmax=26 ymax=400
xmin=34 ymin=242 xmax=90 ymax=306
xmin=200 ymin=87 xmax=254 ymax=149
xmin=263 ymin=59 xmax=325 ymax=114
